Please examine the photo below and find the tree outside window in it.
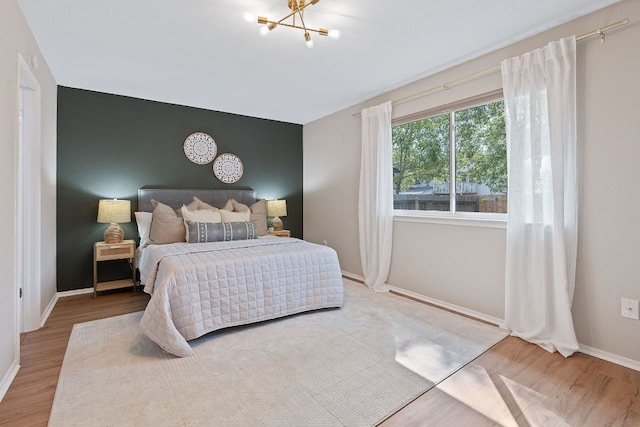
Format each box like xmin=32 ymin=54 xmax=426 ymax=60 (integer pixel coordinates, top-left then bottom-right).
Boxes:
xmin=392 ymin=97 xmax=507 ymax=214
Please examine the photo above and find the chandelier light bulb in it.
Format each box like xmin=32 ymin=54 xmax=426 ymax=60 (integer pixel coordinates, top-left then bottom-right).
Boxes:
xmin=304 ymin=32 xmax=314 ymax=48
xmin=244 ymin=12 xmax=256 ymax=22
xmin=319 ymin=28 xmax=340 ymax=39
xmin=259 ymin=25 xmax=270 ymax=36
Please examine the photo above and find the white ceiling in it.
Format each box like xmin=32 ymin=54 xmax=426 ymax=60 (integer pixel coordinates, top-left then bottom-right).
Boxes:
xmin=18 ymin=0 xmax=621 ymax=124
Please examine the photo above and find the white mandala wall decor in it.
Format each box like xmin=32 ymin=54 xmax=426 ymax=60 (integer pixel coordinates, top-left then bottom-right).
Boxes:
xmin=213 ymin=153 xmax=244 ymax=183
xmin=184 ymin=132 xmax=217 ymax=164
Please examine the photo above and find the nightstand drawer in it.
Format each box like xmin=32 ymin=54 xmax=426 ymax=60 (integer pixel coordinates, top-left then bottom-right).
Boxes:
xmin=95 ymin=241 xmax=135 ymax=261
xmin=268 ymin=230 xmax=291 ymax=237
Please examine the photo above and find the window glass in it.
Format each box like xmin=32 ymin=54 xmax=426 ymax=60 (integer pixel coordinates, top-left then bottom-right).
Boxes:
xmin=392 ymin=98 xmax=507 ymax=214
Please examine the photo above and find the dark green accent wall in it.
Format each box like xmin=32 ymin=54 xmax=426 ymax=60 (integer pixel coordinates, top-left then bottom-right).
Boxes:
xmin=57 ymin=86 xmax=303 ymax=292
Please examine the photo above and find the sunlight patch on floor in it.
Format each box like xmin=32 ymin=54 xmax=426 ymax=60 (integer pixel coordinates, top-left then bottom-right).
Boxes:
xmin=437 ymin=364 xmax=519 ymax=426
xmin=394 ymin=340 xmax=457 ymax=384
xmin=501 ymin=375 xmax=569 ymax=426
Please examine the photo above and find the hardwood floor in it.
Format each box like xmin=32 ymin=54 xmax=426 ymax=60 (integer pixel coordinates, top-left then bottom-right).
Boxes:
xmin=0 ymin=290 xmax=150 ymax=426
xmin=1 ymin=289 xmax=639 ymax=426
xmin=382 ymin=337 xmax=640 ymax=426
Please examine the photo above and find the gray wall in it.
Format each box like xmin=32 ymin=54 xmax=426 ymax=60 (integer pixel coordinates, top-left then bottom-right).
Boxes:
xmin=57 ymin=87 xmax=302 ymax=292
xmin=304 ymin=0 xmax=640 ymax=366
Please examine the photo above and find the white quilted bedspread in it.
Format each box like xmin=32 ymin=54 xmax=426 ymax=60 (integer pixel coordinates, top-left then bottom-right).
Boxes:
xmin=139 ymin=238 xmax=344 ymax=357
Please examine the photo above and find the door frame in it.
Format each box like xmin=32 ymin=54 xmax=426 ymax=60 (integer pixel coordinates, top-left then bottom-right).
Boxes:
xmin=16 ymin=53 xmax=42 ymax=337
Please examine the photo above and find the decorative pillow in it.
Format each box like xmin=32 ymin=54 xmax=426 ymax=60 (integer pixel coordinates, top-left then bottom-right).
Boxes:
xmin=148 ymin=200 xmax=186 ymax=244
xmin=222 ymin=199 xmax=236 ymax=211
xmin=228 ymin=199 xmax=249 ymax=212
xmin=223 ymin=198 xmax=268 ymax=236
xmin=185 ymin=220 xmax=257 ymax=243
xmin=186 ymin=196 xmax=219 ymax=212
xmin=181 ymin=205 xmax=222 ymax=223
xmin=181 ymin=205 xmax=222 ymax=241
xmin=219 ymin=209 xmax=251 ymax=222
xmin=134 ymin=212 xmax=153 ymax=247
xmin=249 ymin=199 xmax=267 ymax=236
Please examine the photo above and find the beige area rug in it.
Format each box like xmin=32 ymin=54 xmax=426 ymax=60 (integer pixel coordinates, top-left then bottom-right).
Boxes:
xmin=49 ymin=279 xmax=508 ymax=426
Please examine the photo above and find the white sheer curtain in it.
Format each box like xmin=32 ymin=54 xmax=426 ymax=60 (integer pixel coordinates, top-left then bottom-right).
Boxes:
xmin=359 ymin=101 xmax=393 ymax=292
xmin=501 ymin=36 xmax=579 ymax=357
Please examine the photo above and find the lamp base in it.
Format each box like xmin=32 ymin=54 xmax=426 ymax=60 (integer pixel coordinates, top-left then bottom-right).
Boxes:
xmin=104 ymin=223 xmax=124 ymax=244
xmin=273 ymin=216 xmax=283 ymax=231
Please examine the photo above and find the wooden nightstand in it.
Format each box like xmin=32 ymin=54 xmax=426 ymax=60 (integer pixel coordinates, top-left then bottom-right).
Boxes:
xmin=93 ymin=240 xmax=136 ymax=298
xmin=268 ymin=230 xmax=291 ymax=237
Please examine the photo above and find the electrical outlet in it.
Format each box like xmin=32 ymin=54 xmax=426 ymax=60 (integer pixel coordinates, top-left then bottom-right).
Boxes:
xmin=621 ymin=298 xmax=639 ymax=320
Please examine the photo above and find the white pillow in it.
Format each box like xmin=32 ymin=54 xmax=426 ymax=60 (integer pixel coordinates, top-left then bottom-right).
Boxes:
xmin=181 ymin=205 xmax=222 ymax=223
xmin=220 ymin=209 xmax=250 ymax=222
xmin=134 ymin=212 xmax=153 ymax=247
xmin=181 ymin=205 xmax=222 ymax=241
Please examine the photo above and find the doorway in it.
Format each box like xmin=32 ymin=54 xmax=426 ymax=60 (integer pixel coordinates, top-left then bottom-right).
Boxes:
xmin=17 ymin=53 xmax=42 ymax=334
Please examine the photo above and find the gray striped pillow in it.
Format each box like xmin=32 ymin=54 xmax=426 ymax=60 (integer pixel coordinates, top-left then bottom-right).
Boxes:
xmin=185 ymin=220 xmax=257 ymax=243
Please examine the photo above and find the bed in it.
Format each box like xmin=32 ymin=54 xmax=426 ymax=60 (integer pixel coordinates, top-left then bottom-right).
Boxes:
xmin=136 ymin=188 xmax=344 ymax=357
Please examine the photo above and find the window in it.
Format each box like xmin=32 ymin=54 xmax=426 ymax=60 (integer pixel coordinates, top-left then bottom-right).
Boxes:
xmin=392 ymin=93 xmax=507 ymax=215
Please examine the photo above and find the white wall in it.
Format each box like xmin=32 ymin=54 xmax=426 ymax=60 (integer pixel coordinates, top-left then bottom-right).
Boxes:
xmin=0 ymin=0 xmax=57 ymax=399
xmin=304 ymin=0 xmax=640 ymax=366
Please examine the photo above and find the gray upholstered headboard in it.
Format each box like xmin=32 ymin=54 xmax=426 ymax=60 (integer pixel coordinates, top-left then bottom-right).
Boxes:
xmin=137 ymin=188 xmax=257 ymax=212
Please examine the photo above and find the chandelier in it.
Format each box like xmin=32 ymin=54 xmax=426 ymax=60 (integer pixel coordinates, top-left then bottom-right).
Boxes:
xmin=245 ymin=0 xmax=340 ymax=48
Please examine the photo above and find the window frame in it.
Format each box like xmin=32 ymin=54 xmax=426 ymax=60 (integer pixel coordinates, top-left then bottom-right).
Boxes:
xmin=392 ymin=89 xmax=507 ymax=227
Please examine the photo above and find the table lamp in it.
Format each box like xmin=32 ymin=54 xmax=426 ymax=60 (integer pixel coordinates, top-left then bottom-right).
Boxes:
xmin=97 ymin=199 xmax=131 ymax=243
xmin=267 ymin=199 xmax=287 ymax=231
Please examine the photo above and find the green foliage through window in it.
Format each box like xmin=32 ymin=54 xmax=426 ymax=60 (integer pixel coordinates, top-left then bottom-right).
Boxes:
xmin=392 ymin=98 xmax=507 ymax=213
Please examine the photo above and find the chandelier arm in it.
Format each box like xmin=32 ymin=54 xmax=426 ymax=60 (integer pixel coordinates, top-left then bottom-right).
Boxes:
xmin=292 ymin=2 xmax=309 ymax=34
xmin=275 ymin=10 xmax=297 ymax=24
xmin=266 ymin=21 xmax=324 ymax=33
xmin=273 ymin=0 xmax=318 ymax=25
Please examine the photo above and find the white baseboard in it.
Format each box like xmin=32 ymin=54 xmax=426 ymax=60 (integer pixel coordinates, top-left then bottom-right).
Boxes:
xmin=36 ymin=288 xmax=93 ymax=329
xmin=0 ymin=360 xmax=20 ymax=403
xmin=341 ymin=271 xmax=364 ymax=283
xmin=386 ymin=284 xmax=507 ymax=328
xmin=579 ymin=343 xmax=640 ymax=372
xmin=40 ymin=293 xmax=58 ymax=328
xmin=57 ymin=287 xmax=93 ymax=297
xmin=38 ymin=287 xmax=94 ymax=328
xmin=341 ymin=271 xmax=505 ymax=327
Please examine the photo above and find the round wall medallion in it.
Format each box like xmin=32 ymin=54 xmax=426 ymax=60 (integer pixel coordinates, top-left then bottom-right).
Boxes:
xmin=184 ymin=132 xmax=217 ymax=164
xmin=213 ymin=153 xmax=244 ymax=183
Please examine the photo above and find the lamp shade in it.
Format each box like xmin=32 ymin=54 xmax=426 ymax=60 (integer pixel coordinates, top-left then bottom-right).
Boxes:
xmin=97 ymin=199 xmax=131 ymax=244
xmin=97 ymin=199 xmax=131 ymax=224
xmin=267 ymin=200 xmax=287 ymax=217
